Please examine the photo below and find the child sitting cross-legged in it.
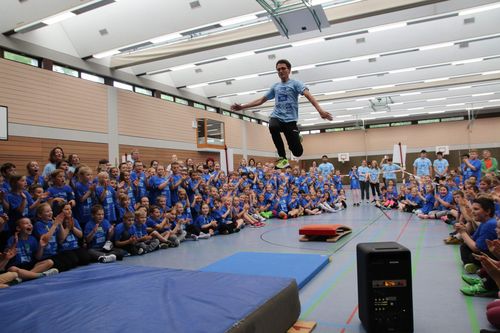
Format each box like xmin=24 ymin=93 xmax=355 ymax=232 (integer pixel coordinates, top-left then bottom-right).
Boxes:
xmin=6 ymin=217 xmax=59 ymax=282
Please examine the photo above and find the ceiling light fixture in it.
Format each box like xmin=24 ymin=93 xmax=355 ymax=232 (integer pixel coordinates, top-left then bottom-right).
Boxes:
xmin=219 ymin=14 xmax=258 ymax=27
xmin=291 ymin=38 xmax=325 ymax=47
xmin=42 ymin=12 xmax=76 ymax=25
xmin=458 ymin=2 xmax=500 ymax=16
xmin=419 ymin=42 xmax=454 ymax=51
xmin=368 ymin=22 xmax=407 ymax=33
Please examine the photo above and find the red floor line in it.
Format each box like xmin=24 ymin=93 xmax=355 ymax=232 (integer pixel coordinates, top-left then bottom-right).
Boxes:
xmin=339 ymin=304 xmax=359 ymax=333
xmin=395 ymin=213 xmax=413 ymax=242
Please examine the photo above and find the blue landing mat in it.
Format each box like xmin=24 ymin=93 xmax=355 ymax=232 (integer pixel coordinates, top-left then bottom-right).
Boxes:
xmin=201 ymin=252 xmax=329 ymax=289
xmin=0 ymin=264 xmax=297 ymax=333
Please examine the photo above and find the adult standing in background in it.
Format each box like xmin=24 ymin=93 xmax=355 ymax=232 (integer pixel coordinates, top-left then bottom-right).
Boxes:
xmin=481 ymin=150 xmax=498 ymax=176
xmin=381 ymin=157 xmax=401 ymax=186
xmin=127 ymin=148 xmax=140 ymax=164
xmin=42 ymin=147 xmax=65 ymax=177
xmin=413 ymin=150 xmax=432 ymax=178
xmin=318 ymin=155 xmax=334 ymax=177
xmin=358 ymin=160 xmax=370 ymax=203
xmin=433 ymin=151 xmax=449 ymax=182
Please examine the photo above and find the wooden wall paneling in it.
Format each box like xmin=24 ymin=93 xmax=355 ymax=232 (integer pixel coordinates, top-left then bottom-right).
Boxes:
xmin=0 ymin=59 xmax=107 ymax=132
xmin=0 ymin=136 xmax=108 ymax=175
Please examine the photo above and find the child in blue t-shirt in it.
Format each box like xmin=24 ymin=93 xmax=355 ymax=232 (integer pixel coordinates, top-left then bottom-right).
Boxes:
xmin=6 ymin=217 xmax=58 ymax=281
xmin=416 ymin=184 xmax=436 ymax=218
xmin=47 ymin=169 xmax=76 ymax=209
xmin=84 ymin=205 xmax=125 ymax=263
xmin=57 ymin=202 xmax=90 ymax=267
xmin=114 ymin=211 xmax=142 ymax=255
xmin=95 ymin=172 xmax=117 ymax=224
xmin=6 ymin=175 xmax=37 ymax=229
xmin=134 ymin=210 xmax=161 ymax=252
xmin=74 ymin=167 xmax=95 ymax=228
xmin=190 ymin=203 xmax=216 ymax=237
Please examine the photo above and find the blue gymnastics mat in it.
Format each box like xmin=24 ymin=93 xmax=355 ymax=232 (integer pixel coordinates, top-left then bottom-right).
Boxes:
xmin=0 ymin=264 xmax=300 ymax=333
xmin=201 ymin=252 xmax=329 ymax=289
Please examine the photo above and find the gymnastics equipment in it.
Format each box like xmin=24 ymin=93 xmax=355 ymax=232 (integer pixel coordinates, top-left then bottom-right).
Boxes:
xmin=202 ymin=252 xmax=329 ymax=289
xmin=299 ymin=224 xmax=352 ymax=242
xmin=256 ymin=0 xmax=330 ymax=38
xmin=1 ymin=264 xmax=301 ymax=333
xmin=357 ymin=242 xmax=413 ymax=333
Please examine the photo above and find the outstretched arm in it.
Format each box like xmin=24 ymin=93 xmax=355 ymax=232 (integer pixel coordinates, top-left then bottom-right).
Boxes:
xmin=303 ymin=90 xmax=333 ymax=120
xmin=231 ymin=96 xmax=268 ymax=111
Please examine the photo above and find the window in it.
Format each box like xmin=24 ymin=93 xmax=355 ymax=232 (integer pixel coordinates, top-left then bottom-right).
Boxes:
xmin=251 ymin=119 xmax=258 ymax=123
xmin=391 ymin=121 xmax=412 ymax=127
xmin=113 ymin=81 xmax=133 ymax=91
xmin=81 ymin=72 xmax=105 ymax=84
xmin=3 ymin=50 xmax=39 ymax=67
xmin=242 ymin=116 xmax=250 ymax=122
xmin=262 ymin=121 xmax=269 ymax=127
xmin=197 ymin=118 xmax=225 ymax=148
xmin=300 ymin=130 xmax=310 ymax=135
xmin=135 ymin=87 xmax=153 ymax=96
xmin=325 ymin=128 xmax=344 ymax=132
xmin=222 ymin=110 xmax=231 ymax=116
xmin=441 ymin=116 xmax=464 ymax=122
xmin=418 ymin=119 xmax=440 ymax=124
xmin=369 ymin=123 xmax=390 ymax=129
xmin=345 ymin=126 xmax=361 ymax=131
xmin=206 ymin=106 xmax=217 ymax=113
xmin=175 ymin=97 xmax=188 ymax=105
xmin=52 ymin=64 xmax=79 ymax=77
xmin=161 ymin=94 xmax=174 ymax=102
xmin=193 ymin=103 xmax=206 ymax=110
xmin=310 ymin=129 xmax=320 ymax=134
xmin=231 ymin=113 xmax=241 ymax=119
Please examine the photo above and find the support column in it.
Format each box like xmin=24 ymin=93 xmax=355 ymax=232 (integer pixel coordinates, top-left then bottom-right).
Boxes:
xmin=107 ymin=87 xmax=119 ymax=165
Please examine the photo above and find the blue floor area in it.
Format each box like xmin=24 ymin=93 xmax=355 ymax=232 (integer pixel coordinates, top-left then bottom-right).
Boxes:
xmin=121 ymin=203 xmax=493 ymax=333
xmin=201 ymin=251 xmax=329 ymax=289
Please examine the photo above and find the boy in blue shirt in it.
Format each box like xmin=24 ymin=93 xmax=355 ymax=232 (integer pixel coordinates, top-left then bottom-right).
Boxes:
xmin=134 ymin=210 xmax=161 ymax=252
xmin=231 ymin=59 xmax=332 ymax=169
xmin=84 ymin=205 xmax=125 ymax=262
xmin=413 ymin=150 xmax=432 ymax=177
xmin=6 ymin=217 xmax=58 ymax=281
xmin=433 ymin=152 xmax=449 ymax=182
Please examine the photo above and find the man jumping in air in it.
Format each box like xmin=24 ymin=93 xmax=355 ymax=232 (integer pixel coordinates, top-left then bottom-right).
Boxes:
xmin=231 ymin=59 xmax=333 ymax=169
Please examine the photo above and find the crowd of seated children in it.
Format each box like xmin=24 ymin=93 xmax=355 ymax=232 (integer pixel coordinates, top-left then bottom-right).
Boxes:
xmin=1 ymin=146 xmax=500 ymax=329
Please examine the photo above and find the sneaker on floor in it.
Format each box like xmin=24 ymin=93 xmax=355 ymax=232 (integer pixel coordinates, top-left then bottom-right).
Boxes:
xmin=137 ymin=248 xmax=145 ymax=255
xmin=462 ymin=274 xmax=483 ymax=286
xmin=460 ymin=283 xmax=497 ymax=297
xmin=159 ymin=243 xmax=170 ymax=249
xmin=275 ymin=158 xmax=290 ymax=169
xmin=42 ymin=268 xmax=59 ymax=277
xmin=198 ymin=232 xmax=210 ymax=239
xmin=191 ymin=234 xmax=199 ymax=241
xmin=9 ymin=277 xmax=23 ymax=285
xmin=98 ymin=254 xmax=117 ymax=263
xmin=444 ymin=236 xmax=462 ymax=245
xmin=464 ymin=263 xmax=479 ymax=274
xmin=103 ymin=240 xmax=113 ymax=251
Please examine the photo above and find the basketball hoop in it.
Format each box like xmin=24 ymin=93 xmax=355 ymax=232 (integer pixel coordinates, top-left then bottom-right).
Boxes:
xmin=338 ymin=153 xmax=350 ymax=164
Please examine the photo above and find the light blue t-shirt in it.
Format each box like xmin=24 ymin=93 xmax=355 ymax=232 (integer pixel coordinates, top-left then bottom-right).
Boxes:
xmin=413 ymin=158 xmax=432 ymax=176
xmin=318 ymin=162 xmax=334 ymax=176
xmin=433 ymin=159 xmax=449 ymax=176
xmin=358 ymin=166 xmax=370 ymax=181
xmin=265 ymin=79 xmax=307 ymax=122
xmin=381 ymin=163 xmax=400 ymax=180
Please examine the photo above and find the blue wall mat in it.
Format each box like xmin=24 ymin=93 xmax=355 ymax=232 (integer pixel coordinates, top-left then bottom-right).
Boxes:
xmin=201 ymin=252 xmax=329 ymax=289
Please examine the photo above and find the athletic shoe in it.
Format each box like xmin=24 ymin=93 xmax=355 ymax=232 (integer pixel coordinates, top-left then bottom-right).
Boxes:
xmin=198 ymin=232 xmax=210 ymax=239
xmin=159 ymin=243 xmax=170 ymax=249
xmin=42 ymin=268 xmax=59 ymax=277
xmin=462 ymin=274 xmax=483 ymax=286
xmin=464 ymin=263 xmax=479 ymax=274
xmin=460 ymin=283 xmax=497 ymax=297
xmin=103 ymin=240 xmax=113 ymax=251
xmin=98 ymin=254 xmax=117 ymax=263
xmin=9 ymin=277 xmax=23 ymax=285
xmin=444 ymin=236 xmax=462 ymax=245
xmin=275 ymin=158 xmax=290 ymax=169
xmin=137 ymin=248 xmax=145 ymax=255
xmin=191 ymin=234 xmax=199 ymax=241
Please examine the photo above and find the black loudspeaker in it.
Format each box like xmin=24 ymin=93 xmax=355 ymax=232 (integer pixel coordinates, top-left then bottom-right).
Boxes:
xmin=356 ymin=242 xmax=413 ymax=333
